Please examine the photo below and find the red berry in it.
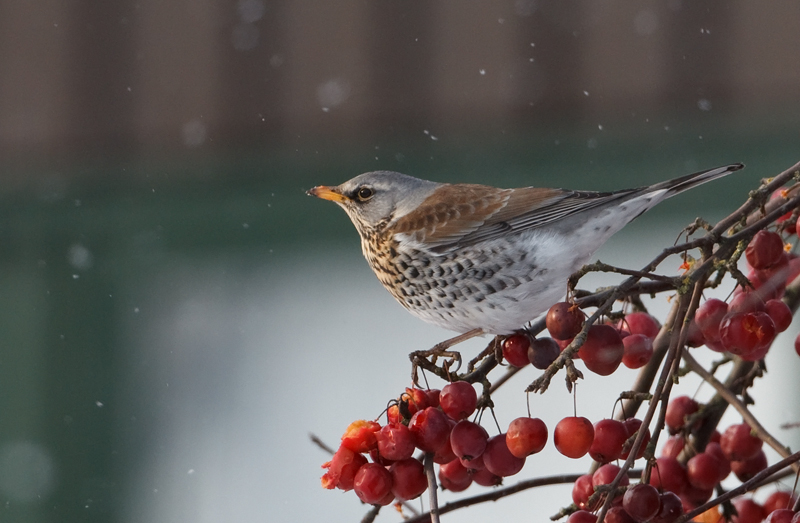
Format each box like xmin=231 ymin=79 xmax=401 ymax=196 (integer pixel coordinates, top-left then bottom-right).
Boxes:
xmin=651 ymin=491 xmax=684 ymax=523
xmin=720 ymin=423 xmax=763 ymax=461
xmin=502 ymin=334 xmax=532 ymax=367
xmin=554 ymin=416 xmax=595 ymax=459
xmin=578 ymin=324 xmax=625 ymax=376
xmin=704 ymin=442 xmax=731 ymax=482
xmin=665 ymin=395 xmax=700 ymax=434
xmin=459 ymin=451 xmax=484 ymax=472
xmin=353 ymin=462 xmax=393 ymax=504
xmin=432 ymin=418 xmax=458 ymax=464
xmin=376 ymin=423 xmax=415 ymax=461
xmin=605 ymin=506 xmax=636 ymax=523
xmin=450 ymin=420 xmax=489 ymax=461
xmin=746 ymin=230 xmax=785 ymax=269
xmin=695 ymin=299 xmax=729 ymax=342
xmin=438 ymin=459 xmax=472 ymax=492
xmin=720 ymin=312 xmax=776 ymax=357
xmin=622 ymin=334 xmax=654 ymax=369
xmin=620 ymin=418 xmax=651 ymax=460
xmin=425 ymin=389 xmax=441 ymax=408
xmin=767 ymin=510 xmax=796 ymax=523
xmin=686 ymin=451 xmax=722 ymax=490
xmin=483 ymin=434 xmax=525 ymax=477
xmin=340 ymin=420 xmax=381 ymax=453
xmin=408 ymin=407 xmax=450 ymax=453
xmin=764 ymin=491 xmax=798 ymax=514
xmin=390 ymin=458 xmax=428 ymax=500
xmin=732 ymin=498 xmax=765 ymax=523
xmin=593 ymin=463 xmax=629 ymax=490
xmin=765 ymin=299 xmax=793 ymax=332
xmin=729 ymin=290 xmax=766 ymax=314
xmin=589 ymin=418 xmax=628 ymax=463
xmin=386 ymin=404 xmax=401 ymax=424
xmin=796 ymin=332 xmax=800 ymax=358
xmin=528 ymin=337 xmax=561 ymax=369
xmin=472 ymin=467 xmax=502 ymax=486
xmin=572 ymin=473 xmax=595 ymax=510
xmin=506 ymin=417 xmax=548 ymax=458
xmin=320 ymin=445 xmax=368 ymax=490
xmin=440 ymin=381 xmax=478 ymax=421
xmin=623 ymin=483 xmax=660 ymax=522
xmin=400 ymin=387 xmax=430 ymax=418
xmin=547 ymin=302 xmax=585 ymax=340
xmin=661 ymin=435 xmax=685 ymax=458
xmin=621 ymin=312 xmax=660 ymax=340
xmin=683 ymin=483 xmax=714 ymax=508
xmin=731 ymin=449 xmax=767 ymax=482
xmin=648 ymin=456 xmax=688 ymax=496
xmin=567 ymin=510 xmax=598 ymax=523
xmin=686 ymin=320 xmax=706 ymax=347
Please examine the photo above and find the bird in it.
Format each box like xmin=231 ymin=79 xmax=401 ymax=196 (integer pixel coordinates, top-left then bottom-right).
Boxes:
xmin=308 ymin=163 xmax=743 ymax=335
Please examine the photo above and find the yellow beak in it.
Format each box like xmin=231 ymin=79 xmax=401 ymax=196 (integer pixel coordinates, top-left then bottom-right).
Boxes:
xmin=307 ymin=186 xmax=348 ymax=203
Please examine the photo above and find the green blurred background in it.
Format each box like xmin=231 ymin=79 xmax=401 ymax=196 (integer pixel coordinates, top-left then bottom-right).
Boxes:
xmin=1 ymin=2 xmax=799 ymax=522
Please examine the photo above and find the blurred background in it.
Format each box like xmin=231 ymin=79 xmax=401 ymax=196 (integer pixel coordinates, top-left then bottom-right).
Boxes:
xmin=1 ymin=1 xmax=799 ymax=522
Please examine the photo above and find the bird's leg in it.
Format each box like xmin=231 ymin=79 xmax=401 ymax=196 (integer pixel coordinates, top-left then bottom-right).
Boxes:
xmin=410 ymin=328 xmax=484 ymax=386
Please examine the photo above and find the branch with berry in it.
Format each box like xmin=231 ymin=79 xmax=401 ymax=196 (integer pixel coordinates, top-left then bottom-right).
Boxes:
xmin=317 ymin=160 xmax=800 ymax=523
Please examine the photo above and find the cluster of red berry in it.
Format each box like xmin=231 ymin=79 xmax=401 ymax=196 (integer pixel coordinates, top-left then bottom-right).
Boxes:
xmin=321 ymin=382 xmax=551 ymax=505
xmin=566 ymin=393 xmax=800 ymax=523
xmin=501 ymin=306 xmax=661 ymax=376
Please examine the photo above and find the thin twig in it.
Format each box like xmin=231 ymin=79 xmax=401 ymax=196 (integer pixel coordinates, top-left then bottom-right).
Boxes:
xmin=424 ymin=452 xmax=440 ymax=523
xmin=682 ymin=350 xmax=800 ymax=473
xmin=401 ymin=470 xmax=642 ymax=523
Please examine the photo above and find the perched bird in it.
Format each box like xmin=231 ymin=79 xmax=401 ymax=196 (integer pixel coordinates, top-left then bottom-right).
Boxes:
xmin=308 ymin=164 xmax=743 ymax=335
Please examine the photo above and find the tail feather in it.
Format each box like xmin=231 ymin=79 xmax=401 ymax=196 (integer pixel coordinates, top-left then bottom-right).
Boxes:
xmin=650 ymin=163 xmax=745 ymax=198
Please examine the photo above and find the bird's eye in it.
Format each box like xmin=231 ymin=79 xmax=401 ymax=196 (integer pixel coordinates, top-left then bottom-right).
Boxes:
xmin=356 ymin=187 xmax=374 ymax=201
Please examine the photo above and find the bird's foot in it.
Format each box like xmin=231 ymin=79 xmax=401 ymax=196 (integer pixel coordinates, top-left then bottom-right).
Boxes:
xmin=410 ymin=328 xmax=484 ymax=385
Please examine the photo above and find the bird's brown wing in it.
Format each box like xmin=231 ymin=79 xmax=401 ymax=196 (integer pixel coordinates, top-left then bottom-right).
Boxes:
xmin=393 ymin=184 xmax=637 ymax=253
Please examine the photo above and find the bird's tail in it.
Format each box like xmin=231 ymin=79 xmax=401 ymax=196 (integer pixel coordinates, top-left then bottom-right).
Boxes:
xmin=649 ymin=163 xmax=745 ymax=198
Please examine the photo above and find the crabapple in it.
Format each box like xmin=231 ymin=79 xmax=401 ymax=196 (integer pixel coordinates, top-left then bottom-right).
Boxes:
xmin=408 ymin=407 xmax=450 ymax=453
xmin=502 ymin=334 xmax=532 ymax=367
xmin=589 ymin=418 xmax=628 ymax=463
xmin=390 ymin=458 xmax=428 ymax=500
xmin=506 ymin=417 xmax=548 ymax=458
xmin=567 ymin=510 xmax=598 ymax=523
xmin=340 ymin=419 xmax=380 ymax=453
xmin=620 ymin=418 xmax=650 ymax=460
xmin=376 ymin=423 xmax=415 ymax=461
xmin=528 ymin=337 xmax=561 ymax=369
xmin=720 ymin=423 xmax=763 ymax=462
xmin=578 ymin=324 xmax=624 ymax=376
xmin=554 ymin=416 xmax=595 ymax=459
xmin=353 ymin=463 xmax=393 ymax=504
xmin=731 ymin=449 xmax=767 ymax=482
xmin=450 ymin=420 xmax=489 ymax=461
xmin=665 ymin=395 xmax=700 ymax=434
xmin=622 ymin=334 xmax=654 ymax=369
xmin=440 ymin=381 xmax=478 ymax=421
xmin=547 ymin=302 xmax=584 ymax=340
xmin=746 ymin=230 xmax=785 ymax=269
xmin=623 ymin=483 xmax=660 ymax=522
xmin=483 ymin=434 xmax=525 ymax=477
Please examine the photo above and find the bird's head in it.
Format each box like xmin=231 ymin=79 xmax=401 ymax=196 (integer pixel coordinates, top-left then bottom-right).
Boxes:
xmin=307 ymin=171 xmax=441 ymax=236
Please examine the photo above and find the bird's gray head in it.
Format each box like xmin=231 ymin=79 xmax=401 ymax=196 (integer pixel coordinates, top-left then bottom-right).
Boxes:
xmin=308 ymin=171 xmax=441 ymax=236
